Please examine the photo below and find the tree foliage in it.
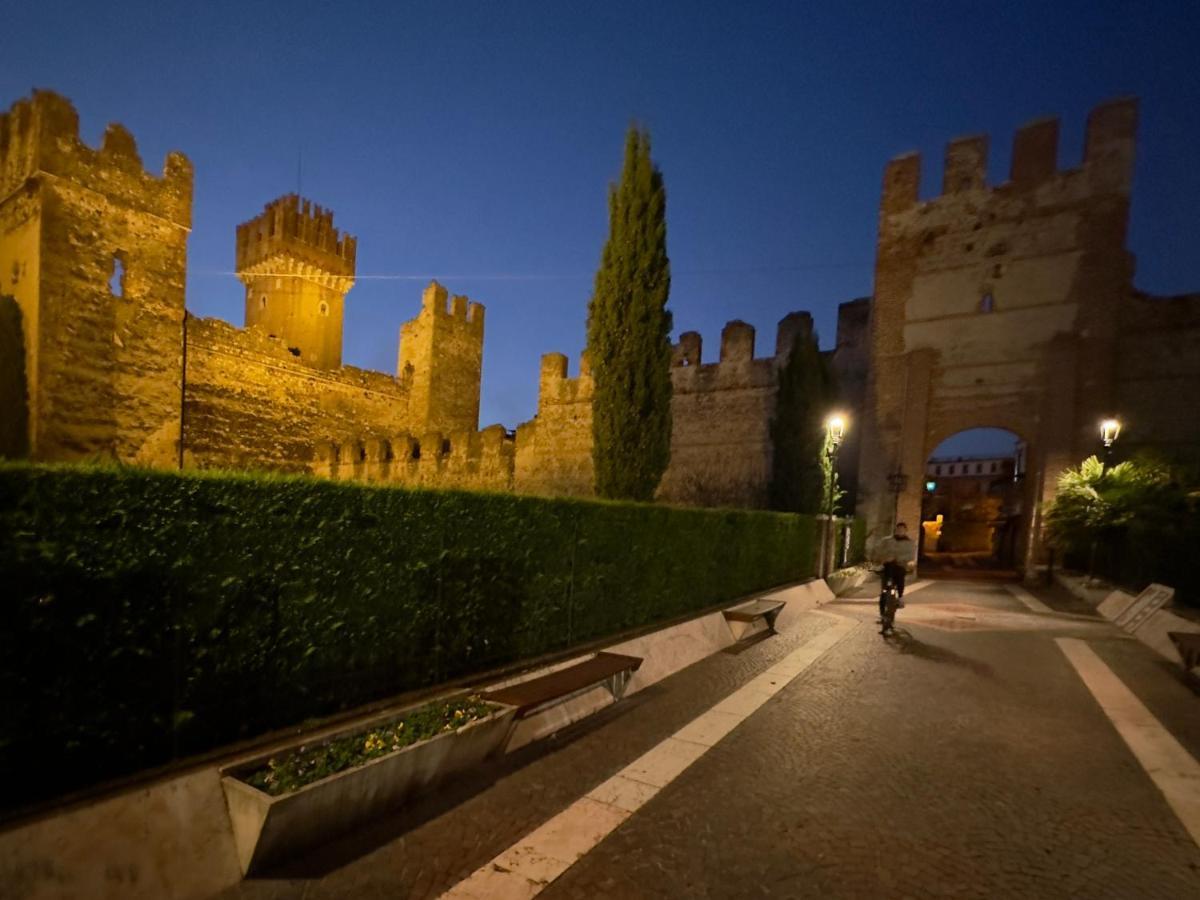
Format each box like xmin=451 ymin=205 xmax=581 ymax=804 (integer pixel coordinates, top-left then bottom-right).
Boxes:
xmin=1044 ymin=456 xmax=1180 ymax=555
xmin=587 ymin=126 xmax=673 ymax=501
xmin=768 ymin=327 xmax=840 ymax=513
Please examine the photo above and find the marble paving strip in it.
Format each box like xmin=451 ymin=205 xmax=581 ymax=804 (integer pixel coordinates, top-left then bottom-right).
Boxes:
xmin=1057 ymin=637 xmax=1200 ymax=848
xmin=1005 ymin=583 xmax=1054 ymax=614
xmin=440 ymin=612 xmax=859 ymax=899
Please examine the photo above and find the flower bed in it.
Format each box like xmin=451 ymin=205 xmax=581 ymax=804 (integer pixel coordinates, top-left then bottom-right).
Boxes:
xmin=243 ymin=695 xmax=498 ymax=796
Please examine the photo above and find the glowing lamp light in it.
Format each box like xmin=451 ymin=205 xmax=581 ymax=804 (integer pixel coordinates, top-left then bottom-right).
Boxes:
xmin=925 ymin=480 xmax=937 ymax=492
xmin=1100 ymin=418 xmax=1122 ymax=448
xmin=825 ymin=413 xmax=847 ymax=446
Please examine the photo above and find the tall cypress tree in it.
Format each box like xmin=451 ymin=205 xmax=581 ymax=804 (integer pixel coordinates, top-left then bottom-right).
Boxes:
xmin=587 ymin=127 xmax=673 ymax=501
xmin=769 ymin=328 xmax=839 ymax=513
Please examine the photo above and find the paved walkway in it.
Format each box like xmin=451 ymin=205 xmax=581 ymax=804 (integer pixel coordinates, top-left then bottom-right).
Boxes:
xmin=219 ymin=578 xmax=1200 ymax=899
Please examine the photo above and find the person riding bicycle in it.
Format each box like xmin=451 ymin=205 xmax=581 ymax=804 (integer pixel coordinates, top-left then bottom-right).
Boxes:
xmin=873 ymin=522 xmax=916 ymax=622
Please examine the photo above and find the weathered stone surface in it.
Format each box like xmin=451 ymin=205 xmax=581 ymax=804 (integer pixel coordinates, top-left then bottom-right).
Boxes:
xmin=857 ymin=97 xmax=1200 ymax=571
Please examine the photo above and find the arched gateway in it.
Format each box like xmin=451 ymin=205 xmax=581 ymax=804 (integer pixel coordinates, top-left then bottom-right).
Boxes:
xmin=856 ymin=98 xmax=1200 ymax=575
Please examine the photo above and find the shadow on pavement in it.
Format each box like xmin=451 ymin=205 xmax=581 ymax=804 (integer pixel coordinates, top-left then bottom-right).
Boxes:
xmin=881 ymin=628 xmax=995 ymax=678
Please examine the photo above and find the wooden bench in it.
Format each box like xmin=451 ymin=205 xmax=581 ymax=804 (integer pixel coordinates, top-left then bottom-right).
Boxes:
xmin=1168 ymin=632 xmax=1200 ymax=670
xmin=723 ymin=599 xmax=786 ymax=641
xmin=483 ymin=651 xmax=643 ymax=719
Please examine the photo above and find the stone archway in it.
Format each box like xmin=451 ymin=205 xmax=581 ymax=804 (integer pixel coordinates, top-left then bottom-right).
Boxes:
xmin=919 ymin=427 xmax=1028 ymax=573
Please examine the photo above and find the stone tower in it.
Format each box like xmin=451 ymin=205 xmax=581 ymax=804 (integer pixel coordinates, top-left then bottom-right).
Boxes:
xmin=398 ymin=281 xmax=485 ymax=434
xmin=235 ymin=194 xmax=356 ymax=370
xmin=0 ymin=90 xmax=193 ymax=464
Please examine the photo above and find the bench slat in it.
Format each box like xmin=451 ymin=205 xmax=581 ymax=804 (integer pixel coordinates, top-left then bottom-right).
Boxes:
xmin=482 ymin=652 xmax=643 ymax=716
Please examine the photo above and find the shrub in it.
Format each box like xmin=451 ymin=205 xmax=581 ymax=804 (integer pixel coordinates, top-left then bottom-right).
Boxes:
xmin=0 ymin=463 xmax=817 ymax=811
xmin=1045 ymin=455 xmax=1198 ymax=607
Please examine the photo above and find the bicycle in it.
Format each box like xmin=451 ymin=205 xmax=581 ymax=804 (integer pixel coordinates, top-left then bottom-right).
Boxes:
xmin=879 ymin=576 xmax=902 ymax=635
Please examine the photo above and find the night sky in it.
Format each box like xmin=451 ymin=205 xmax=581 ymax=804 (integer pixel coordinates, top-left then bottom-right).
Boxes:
xmin=5 ymin=1 xmax=1198 ymax=455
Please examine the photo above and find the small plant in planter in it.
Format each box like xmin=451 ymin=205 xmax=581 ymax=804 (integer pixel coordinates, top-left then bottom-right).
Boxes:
xmin=243 ymin=695 xmax=499 ymax=796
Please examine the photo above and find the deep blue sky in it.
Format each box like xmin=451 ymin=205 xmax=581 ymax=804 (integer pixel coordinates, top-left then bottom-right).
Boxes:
xmin=5 ymin=2 xmax=1198 ymax=450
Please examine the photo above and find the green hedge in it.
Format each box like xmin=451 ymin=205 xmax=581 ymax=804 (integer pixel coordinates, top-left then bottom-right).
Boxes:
xmin=0 ymin=464 xmax=816 ymax=811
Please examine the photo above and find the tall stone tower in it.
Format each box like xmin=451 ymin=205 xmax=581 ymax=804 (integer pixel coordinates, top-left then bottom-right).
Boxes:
xmin=0 ymin=90 xmax=193 ymax=464
xmin=398 ymin=281 xmax=484 ymax=434
xmin=235 ymin=194 xmax=356 ymax=370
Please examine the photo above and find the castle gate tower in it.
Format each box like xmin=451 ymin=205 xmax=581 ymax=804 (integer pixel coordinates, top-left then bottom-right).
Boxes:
xmin=0 ymin=91 xmax=193 ymax=464
xmin=236 ymin=195 xmax=356 ymax=370
xmin=856 ymin=98 xmax=1138 ymax=575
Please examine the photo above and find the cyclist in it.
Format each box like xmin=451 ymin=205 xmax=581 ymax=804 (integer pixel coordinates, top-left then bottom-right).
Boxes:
xmin=873 ymin=522 xmax=917 ymax=622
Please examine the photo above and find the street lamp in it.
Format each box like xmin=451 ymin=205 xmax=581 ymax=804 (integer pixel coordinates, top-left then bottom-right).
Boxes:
xmin=825 ymin=414 xmax=846 ymax=450
xmin=1099 ymin=417 xmax=1121 ymax=470
xmin=822 ymin=413 xmax=849 ymax=574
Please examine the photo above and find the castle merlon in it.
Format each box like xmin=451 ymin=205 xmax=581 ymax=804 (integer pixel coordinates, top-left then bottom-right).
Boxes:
xmin=0 ymin=90 xmax=192 ymax=227
xmin=1011 ymin=117 xmax=1059 ymax=185
xmin=942 ymin=135 xmax=987 ymax=195
xmin=720 ymin=320 xmax=755 ymax=362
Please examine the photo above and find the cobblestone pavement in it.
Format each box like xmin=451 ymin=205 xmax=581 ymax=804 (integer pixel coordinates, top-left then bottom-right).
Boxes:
xmin=218 ymin=579 xmax=1200 ymax=899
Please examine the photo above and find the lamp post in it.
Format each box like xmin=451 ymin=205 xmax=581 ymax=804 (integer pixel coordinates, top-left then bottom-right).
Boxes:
xmin=823 ymin=413 xmax=847 ymax=574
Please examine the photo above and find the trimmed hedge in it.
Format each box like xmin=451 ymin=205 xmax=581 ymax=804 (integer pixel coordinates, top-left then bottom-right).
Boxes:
xmin=0 ymin=464 xmax=817 ymax=810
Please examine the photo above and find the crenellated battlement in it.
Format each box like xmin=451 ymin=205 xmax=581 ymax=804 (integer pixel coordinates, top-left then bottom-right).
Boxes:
xmin=416 ymin=280 xmax=485 ymax=328
xmin=880 ymin=97 xmax=1138 ymax=217
xmin=0 ymin=90 xmax=192 ymax=227
xmin=536 ymin=351 xmax=593 ymax=410
xmin=668 ymin=314 xmax=808 ymax=394
xmin=235 ymin=194 xmax=356 ymax=284
xmin=312 ymin=423 xmax=514 ymax=491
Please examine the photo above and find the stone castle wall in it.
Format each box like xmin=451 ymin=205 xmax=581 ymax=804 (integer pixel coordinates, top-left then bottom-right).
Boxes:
xmin=182 ymin=316 xmax=413 ymax=471
xmin=312 ymin=423 xmax=514 ymax=493
xmin=656 ymin=321 xmax=781 ymax=508
xmin=1115 ymin=291 xmax=1200 ymax=457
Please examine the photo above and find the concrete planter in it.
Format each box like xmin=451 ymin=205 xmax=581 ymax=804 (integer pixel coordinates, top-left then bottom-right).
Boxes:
xmin=826 ymin=567 xmax=867 ymax=597
xmin=220 ymin=702 xmax=517 ymax=874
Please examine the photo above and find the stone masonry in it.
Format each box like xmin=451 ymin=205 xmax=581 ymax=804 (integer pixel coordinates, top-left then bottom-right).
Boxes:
xmin=2 ymin=90 xmax=1197 ymax=545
